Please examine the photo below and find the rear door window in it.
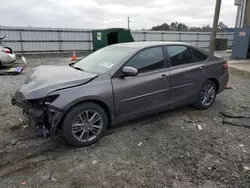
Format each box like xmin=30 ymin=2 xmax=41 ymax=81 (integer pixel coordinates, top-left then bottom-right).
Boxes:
xmin=166 ymin=46 xmax=193 ymax=67
xmin=191 ymin=48 xmax=208 ymax=62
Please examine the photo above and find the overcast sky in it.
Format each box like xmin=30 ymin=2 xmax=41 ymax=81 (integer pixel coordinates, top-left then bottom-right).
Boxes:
xmin=0 ymin=0 xmax=237 ymax=29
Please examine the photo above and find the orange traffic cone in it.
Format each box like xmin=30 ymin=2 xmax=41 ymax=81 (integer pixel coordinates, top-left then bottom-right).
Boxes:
xmin=72 ymin=50 xmax=77 ymax=61
xmin=225 ymin=83 xmax=232 ymax=89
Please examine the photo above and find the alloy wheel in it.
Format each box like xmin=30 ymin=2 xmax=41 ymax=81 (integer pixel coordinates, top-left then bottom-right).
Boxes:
xmin=200 ymin=84 xmax=216 ymax=106
xmin=72 ymin=110 xmax=103 ymax=142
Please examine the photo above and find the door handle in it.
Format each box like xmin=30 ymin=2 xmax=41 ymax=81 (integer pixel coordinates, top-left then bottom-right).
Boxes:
xmin=199 ymin=65 xmax=205 ymax=70
xmin=160 ymin=74 xmax=167 ymax=79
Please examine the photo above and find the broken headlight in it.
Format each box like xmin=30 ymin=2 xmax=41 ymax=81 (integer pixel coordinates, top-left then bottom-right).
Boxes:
xmin=27 ymin=95 xmax=59 ymax=106
xmin=44 ymin=94 xmax=60 ymax=104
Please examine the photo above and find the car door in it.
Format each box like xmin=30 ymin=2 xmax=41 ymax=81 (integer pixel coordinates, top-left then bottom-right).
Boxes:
xmin=111 ymin=46 xmax=170 ymax=121
xmin=165 ymin=45 xmax=207 ymax=107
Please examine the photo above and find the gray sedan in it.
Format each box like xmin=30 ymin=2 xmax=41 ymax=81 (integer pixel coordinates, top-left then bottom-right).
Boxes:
xmin=12 ymin=42 xmax=229 ymax=147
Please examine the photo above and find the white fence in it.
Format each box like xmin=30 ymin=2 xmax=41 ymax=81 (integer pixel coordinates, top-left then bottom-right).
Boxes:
xmin=0 ymin=26 xmax=234 ymax=54
xmin=131 ymin=31 xmax=234 ymax=50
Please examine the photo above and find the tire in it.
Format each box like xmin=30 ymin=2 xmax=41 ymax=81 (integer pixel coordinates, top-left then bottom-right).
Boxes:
xmin=62 ymin=102 xmax=108 ymax=147
xmin=193 ymin=80 xmax=217 ymax=110
xmin=0 ymin=61 xmax=2 ymax=69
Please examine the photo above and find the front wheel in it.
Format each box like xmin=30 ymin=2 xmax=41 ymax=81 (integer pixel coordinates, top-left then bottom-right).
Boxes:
xmin=62 ymin=102 xmax=108 ymax=147
xmin=193 ymin=80 xmax=217 ymax=110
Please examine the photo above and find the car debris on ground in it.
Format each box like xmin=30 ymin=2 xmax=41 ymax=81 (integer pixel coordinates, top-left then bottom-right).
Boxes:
xmin=244 ymin=166 xmax=250 ymax=171
xmin=10 ymin=138 xmax=17 ymax=145
xmin=184 ymin=118 xmax=193 ymax=123
xmin=220 ymin=110 xmax=250 ymax=118
xmin=22 ymin=124 xmax=29 ymax=129
xmin=222 ymin=118 xmax=250 ymax=128
xmin=197 ymin=124 xmax=203 ymax=131
xmin=0 ymin=56 xmax=27 ymax=75
xmin=51 ymin=177 xmax=57 ymax=182
xmin=20 ymin=181 xmax=26 ymax=185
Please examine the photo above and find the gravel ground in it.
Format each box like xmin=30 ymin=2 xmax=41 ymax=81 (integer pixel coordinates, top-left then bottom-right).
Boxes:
xmin=0 ymin=58 xmax=250 ymax=188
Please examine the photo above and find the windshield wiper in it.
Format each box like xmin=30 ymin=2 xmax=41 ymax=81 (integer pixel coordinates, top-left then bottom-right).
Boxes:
xmin=71 ymin=65 xmax=85 ymax=72
xmin=69 ymin=64 xmax=97 ymax=74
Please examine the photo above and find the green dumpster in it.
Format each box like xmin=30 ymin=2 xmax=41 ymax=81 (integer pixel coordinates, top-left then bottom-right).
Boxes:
xmin=216 ymin=38 xmax=228 ymax=50
xmin=92 ymin=28 xmax=134 ymax=51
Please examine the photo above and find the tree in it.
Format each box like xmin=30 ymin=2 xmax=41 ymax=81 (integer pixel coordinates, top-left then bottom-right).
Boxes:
xmin=202 ymin=25 xmax=212 ymax=32
xmin=218 ymin=21 xmax=228 ymax=32
xmin=151 ymin=21 xmax=229 ymax=32
xmin=170 ymin=22 xmax=178 ymax=31
xmin=163 ymin=23 xmax=171 ymax=31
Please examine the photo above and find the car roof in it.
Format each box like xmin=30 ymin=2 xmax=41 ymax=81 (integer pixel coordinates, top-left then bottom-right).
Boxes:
xmin=111 ymin=41 xmax=192 ymax=49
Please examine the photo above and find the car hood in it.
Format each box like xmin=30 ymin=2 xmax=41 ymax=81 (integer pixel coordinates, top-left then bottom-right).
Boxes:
xmin=16 ymin=65 xmax=98 ymax=100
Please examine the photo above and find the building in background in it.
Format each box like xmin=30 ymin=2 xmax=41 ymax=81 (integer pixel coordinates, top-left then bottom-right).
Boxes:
xmin=232 ymin=0 xmax=250 ymax=59
xmin=235 ymin=0 xmax=250 ymax=28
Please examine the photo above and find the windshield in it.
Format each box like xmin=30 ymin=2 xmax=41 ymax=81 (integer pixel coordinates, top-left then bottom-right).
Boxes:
xmin=73 ymin=46 xmax=135 ymax=74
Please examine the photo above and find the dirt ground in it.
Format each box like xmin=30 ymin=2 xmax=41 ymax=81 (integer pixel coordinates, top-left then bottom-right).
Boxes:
xmin=0 ymin=57 xmax=250 ymax=188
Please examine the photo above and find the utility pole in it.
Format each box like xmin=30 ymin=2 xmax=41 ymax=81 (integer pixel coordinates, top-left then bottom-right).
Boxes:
xmin=209 ymin=0 xmax=222 ymax=54
xmin=127 ymin=17 xmax=130 ymax=30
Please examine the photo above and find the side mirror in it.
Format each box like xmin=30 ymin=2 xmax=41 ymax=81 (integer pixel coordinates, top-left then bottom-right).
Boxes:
xmin=122 ymin=66 xmax=138 ymax=77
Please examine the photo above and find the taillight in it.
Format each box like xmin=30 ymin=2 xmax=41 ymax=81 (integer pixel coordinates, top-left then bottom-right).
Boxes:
xmin=222 ymin=62 xmax=228 ymax=69
xmin=2 ymin=49 xmax=11 ymax=54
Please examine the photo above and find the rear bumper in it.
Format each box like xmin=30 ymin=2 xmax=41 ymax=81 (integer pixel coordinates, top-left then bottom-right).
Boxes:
xmin=218 ymin=71 xmax=229 ymax=93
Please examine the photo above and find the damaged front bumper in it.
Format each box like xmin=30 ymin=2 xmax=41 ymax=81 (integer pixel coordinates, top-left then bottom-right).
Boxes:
xmin=11 ymin=97 xmax=64 ymax=138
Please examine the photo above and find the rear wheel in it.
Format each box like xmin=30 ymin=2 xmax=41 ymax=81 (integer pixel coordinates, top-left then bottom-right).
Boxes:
xmin=62 ymin=102 xmax=108 ymax=147
xmin=193 ymin=80 xmax=217 ymax=110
